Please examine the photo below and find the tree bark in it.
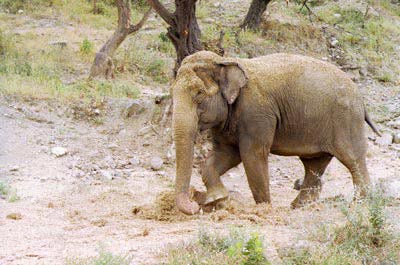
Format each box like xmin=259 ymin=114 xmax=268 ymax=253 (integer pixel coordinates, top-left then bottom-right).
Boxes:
xmin=147 ymin=0 xmax=202 ymax=71
xmin=89 ymin=0 xmax=151 ymax=79
xmin=241 ymin=0 xmax=272 ymax=30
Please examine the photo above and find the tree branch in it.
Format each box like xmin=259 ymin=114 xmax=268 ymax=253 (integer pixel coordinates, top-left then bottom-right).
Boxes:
xmin=129 ymin=7 xmax=152 ymax=34
xmin=147 ymin=0 xmax=175 ymax=26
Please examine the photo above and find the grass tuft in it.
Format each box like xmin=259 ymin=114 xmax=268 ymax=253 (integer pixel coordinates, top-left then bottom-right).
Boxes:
xmin=168 ymin=228 xmax=270 ymax=265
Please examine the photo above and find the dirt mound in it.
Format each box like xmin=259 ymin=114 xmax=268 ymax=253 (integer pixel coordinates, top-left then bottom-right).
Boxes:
xmin=133 ymin=190 xmax=196 ymax=222
xmin=134 ymin=188 xmax=290 ymax=224
xmin=208 ymin=198 xmax=290 ymax=225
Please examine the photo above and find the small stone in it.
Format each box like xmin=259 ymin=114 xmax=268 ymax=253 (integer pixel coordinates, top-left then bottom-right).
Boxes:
xmin=9 ymin=166 xmax=19 ymax=172
xmin=129 ymin=157 xmax=140 ymax=166
xmin=7 ymin=213 xmax=22 ymax=220
xmin=17 ymin=9 xmax=24 ymax=14
xmin=126 ymin=100 xmax=146 ymax=118
xmin=101 ymin=170 xmax=114 ymax=180
xmin=333 ymin=13 xmax=341 ymax=18
xmin=51 ymin=147 xmax=67 ymax=157
xmin=330 ymin=38 xmax=339 ymax=47
xmin=359 ymin=67 xmax=368 ymax=77
xmin=94 ymin=108 xmax=100 ymax=115
xmin=393 ymin=133 xmax=400 ymax=144
xmin=108 ymin=143 xmax=118 ymax=150
xmin=375 ymin=133 xmax=393 ymax=147
xmin=49 ymin=41 xmax=67 ymax=48
xmin=387 ymin=119 xmax=400 ymax=129
xmin=150 ymin=156 xmax=164 ymax=171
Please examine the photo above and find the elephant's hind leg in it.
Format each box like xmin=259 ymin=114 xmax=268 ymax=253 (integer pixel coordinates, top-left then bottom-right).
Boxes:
xmin=291 ymin=155 xmax=333 ymax=209
xmin=201 ymin=144 xmax=241 ymax=205
xmin=335 ymin=152 xmax=370 ymax=198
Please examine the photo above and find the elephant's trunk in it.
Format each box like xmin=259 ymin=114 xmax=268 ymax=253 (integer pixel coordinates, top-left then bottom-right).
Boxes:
xmin=172 ymin=92 xmax=200 ymax=215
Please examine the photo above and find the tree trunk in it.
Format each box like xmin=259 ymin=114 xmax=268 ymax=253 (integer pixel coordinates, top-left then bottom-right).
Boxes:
xmin=89 ymin=0 xmax=151 ymax=79
xmin=241 ymin=0 xmax=271 ymax=30
xmin=147 ymin=0 xmax=202 ymax=71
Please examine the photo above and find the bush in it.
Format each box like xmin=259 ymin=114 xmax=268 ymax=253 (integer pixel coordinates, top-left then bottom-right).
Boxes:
xmin=0 ymin=0 xmax=53 ymax=13
xmin=80 ymin=38 xmax=94 ymax=55
xmin=168 ymin=228 xmax=270 ymax=265
xmin=66 ymin=247 xmax=132 ymax=265
xmin=281 ymin=190 xmax=400 ymax=264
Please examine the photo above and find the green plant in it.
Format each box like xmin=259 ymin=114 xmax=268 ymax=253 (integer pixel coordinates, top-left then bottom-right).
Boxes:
xmin=280 ymin=190 xmax=400 ymax=264
xmin=66 ymin=247 xmax=132 ymax=265
xmin=80 ymin=38 xmax=94 ymax=55
xmin=0 ymin=181 xmax=20 ymax=202
xmin=168 ymin=228 xmax=270 ymax=265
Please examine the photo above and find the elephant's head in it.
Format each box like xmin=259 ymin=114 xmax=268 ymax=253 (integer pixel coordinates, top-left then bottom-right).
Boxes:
xmin=171 ymin=51 xmax=248 ymax=215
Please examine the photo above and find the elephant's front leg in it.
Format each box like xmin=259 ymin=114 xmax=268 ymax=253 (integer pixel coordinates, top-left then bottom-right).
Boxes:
xmin=201 ymin=144 xmax=241 ymax=205
xmin=240 ymin=139 xmax=271 ymax=204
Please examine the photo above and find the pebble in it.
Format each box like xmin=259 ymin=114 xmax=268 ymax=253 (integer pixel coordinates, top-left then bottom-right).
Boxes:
xmin=130 ymin=157 xmax=141 ymax=166
xmin=375 ymin=133 xmax=393 ymax=146
xmin=387 ymin=119 xmax=400 ymax=129
xmin=150 ymin=156 xmax=164 ymax=171
xmin=51 ymin=147 xmax=67 ymax=157
xmin=7 ymin=213 xmax=22 ymax=220
xmin=101 ymin=170 xmax=114 ymax=180
xmin=393 ymin=133 xmax=400 ymax=144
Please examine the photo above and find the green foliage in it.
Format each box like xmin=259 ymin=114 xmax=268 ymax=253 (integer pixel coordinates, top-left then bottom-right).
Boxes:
xmin=168 ymin=228 xmax=270 ymax=265
xmin=0 ymin=180 xmax=20 ymax=203
xmin=280 ymin=190 xmax=400 ymax=264
xmin=80 ymin=38 xmax=94 ymax=55
xmin=66 ymin=248 xmax=132 ymax=265
xmin=0 ymin=0 xmax=53 ymax=13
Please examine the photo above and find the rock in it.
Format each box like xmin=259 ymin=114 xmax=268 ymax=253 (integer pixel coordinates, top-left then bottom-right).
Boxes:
xmin=51 ymin=147 xmax=67 ymax=157
xmin=330 ymin=38 xmax=339 ymax=47
xmin=375 ymin=133 xmax=393 ymax=147
xmin=101 ymin=170 xmax=114 ymax=180
xmin=393 ymin=133 xmax=400 ymax=144
xmin=150 ymin=156 xmax=164 ymax=171
xmin=359 ymin=67 xmax=368 ymax=77
xmin=108 ymin=143 xmax=118 ymax=150
xmin=387 ymin=119 xmax=400 ymax=129
xmin=129 ymin=157 xmax=140 ymax=166
xmin=49 ymin=41 xmax=67 ymax=48
xmin=6 ymin=213 xmax=22 ymax=220
xmin=333 ymin=13 xmax=341 ymax=18
xmin=17 ymin=9 xmax=24 ymax=14
xmin=126 ymin=100 xmax=146 ymax=118
xmin=9 ymin=166 xmax=19 ymax=172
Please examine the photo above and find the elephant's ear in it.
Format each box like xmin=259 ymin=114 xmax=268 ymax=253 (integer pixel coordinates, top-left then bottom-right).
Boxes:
xmin=218 ymin=62 xmax=248 ymax=105
xmin=192 ymin=64 xmax=220 ymax=102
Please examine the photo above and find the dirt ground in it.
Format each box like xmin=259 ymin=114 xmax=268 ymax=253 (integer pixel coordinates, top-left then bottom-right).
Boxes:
xmin=1 ymin=89 xmax=399 ymax=264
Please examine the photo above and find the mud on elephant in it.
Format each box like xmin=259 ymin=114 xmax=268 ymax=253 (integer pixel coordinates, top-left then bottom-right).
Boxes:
xmin=171 ymin=51 xmax=380 ymax=215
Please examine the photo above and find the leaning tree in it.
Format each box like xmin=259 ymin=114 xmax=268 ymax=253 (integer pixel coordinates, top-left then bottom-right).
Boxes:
xmin=147 ymin=0 xmax=203 ymax=71
xmin=241 ymin=0 xmax=272 ymax=30
xmin=89 ymin=0 xmax=152 ymax=79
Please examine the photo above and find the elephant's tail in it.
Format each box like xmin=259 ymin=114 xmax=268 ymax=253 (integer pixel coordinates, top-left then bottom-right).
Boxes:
xmin=365 ymin=109 xmax=381 ymax=137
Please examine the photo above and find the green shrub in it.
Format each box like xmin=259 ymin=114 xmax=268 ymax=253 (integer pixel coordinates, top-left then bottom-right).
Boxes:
xmin=0 ymin=0 xmax=53 ymax=13
xmin=168 ymin=228 xmax=270 ymax=265
xmin=280 ymin=190 xmax=400 ymax=264
xmin=66 ymin=247 xmax=132 ymax=265
xmin=0 ymin=181 xmax=20 ymax=203
xmin=80 ymin=38 xmax=94 ymax=55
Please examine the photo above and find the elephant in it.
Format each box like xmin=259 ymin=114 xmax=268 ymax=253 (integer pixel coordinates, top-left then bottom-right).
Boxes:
xmin=171 ymin=51 xmax=381 ymax=215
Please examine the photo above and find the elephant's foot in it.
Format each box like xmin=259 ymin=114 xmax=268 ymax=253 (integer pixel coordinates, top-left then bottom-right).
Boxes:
xmin=291 ymin=188 xmax=320 ymax=209
xmin=204 ymin=184 xmax=229 ymax=205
